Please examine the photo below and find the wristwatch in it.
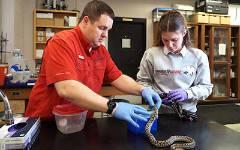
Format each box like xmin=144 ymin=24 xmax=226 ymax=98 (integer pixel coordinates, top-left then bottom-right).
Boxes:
xmin=106 ymin=99 xmax=117 ymax=114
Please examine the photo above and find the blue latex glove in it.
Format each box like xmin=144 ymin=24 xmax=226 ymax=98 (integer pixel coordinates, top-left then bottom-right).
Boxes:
xmin=141 ymin=87 xmax=162 ymax=109
xmin=112 ymin=102 xmax=151 ymax=128
xmin=167 ymin=89 xmax=188 ymax=102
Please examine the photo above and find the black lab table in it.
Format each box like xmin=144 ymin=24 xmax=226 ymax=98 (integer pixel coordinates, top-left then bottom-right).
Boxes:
xmin=31 ymin=114 xmax=240 ymax=150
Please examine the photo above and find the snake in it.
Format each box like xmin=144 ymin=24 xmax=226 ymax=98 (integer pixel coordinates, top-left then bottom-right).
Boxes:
xmin=145 ymin=106 xmax=196 ymax=150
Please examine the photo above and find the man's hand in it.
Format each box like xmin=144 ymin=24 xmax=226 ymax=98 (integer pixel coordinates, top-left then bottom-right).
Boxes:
xmin=167 ymin=89 xmax=188 ymax=102
xmin=141 ymin=87 xmax=162 ymax=109
xmin=112 ymin=102 xmax=151 ymax=128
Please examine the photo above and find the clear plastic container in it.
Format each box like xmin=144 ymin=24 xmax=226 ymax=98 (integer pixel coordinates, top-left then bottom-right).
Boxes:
xmin=52 ymin=104 xmax=88 ymax=134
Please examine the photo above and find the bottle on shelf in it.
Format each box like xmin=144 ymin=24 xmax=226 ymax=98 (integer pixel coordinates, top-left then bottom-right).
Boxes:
xmin=23 ymin=65 xmax=31 ymax=82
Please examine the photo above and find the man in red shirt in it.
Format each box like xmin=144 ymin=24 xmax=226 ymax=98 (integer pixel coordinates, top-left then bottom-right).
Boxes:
xmin=25 ymin=0 xmax=161 ymax=128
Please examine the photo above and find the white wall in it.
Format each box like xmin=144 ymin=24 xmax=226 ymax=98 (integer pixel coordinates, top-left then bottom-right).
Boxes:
xmin=0 ymin=0 xmax=36 ymax=70
xmin=0 ymin=0 xmax=2 ymax=32
xmin=1 ymin=0 xmax=34 ymax=66
xmin=14 ymin=0 xmax=24 ymax=56
xmin=1 ymin=0 xmax=14 ymax=58
xmin=23 ymin=1 xmax=37 ymax=71
xmin=15 ymin=0 xmax=36 ymax=71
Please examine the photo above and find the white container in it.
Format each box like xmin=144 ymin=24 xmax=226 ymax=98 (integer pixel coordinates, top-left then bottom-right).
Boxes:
xmin=52 ymin=104 xmax=88 ymax=134
xmin=12 ymin=70 xmax=24 ymax=83
xmin=8 ymin=49 xmax=25 ymax=73
xmin=69 ymin=16 xmax=77 ymax=26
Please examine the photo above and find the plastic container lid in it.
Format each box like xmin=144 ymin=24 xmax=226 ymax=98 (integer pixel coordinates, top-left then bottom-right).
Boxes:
xmin=53 ymin=103 xmax=87 ymax=116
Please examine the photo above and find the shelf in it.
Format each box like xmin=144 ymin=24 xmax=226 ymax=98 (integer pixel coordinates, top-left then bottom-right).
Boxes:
xmin=213 ymin=61 xmax=228 ymax=64
xmin=33 ymin=9 xmax=79 ymax=60
xmin=36 ymin=42 xmax=46 ymax=44
xmin=230 ymin=96 xmax=238 ymax=99
xmin=36 ymin=25 xmax=74 ymax=29
xmin=35 ymin=9 xmax=79 ymax=14
xmin=214 ymin=78 xmax=227 ymax=80
xmin=211 ymin=96 xmax=228 ymax=98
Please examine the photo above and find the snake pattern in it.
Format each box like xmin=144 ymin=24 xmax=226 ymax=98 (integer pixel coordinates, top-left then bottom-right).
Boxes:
xmin=145 ymin=106 xmax=196 ymax=150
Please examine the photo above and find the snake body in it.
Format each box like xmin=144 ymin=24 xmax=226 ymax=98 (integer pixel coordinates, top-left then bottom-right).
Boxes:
xmin=145 ymin=106 xmax=196 ymax=150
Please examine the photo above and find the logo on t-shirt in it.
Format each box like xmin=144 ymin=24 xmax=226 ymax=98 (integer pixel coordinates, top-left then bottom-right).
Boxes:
xmin=156 ymin=65 xmax=196 ymax=77
xmin=182 ymin=65 xmax=196 ymax=76
xmin=156 ymin=70 xmax=181 ymax=76
xmin=78 ymin=55 xmax=85 ymax=59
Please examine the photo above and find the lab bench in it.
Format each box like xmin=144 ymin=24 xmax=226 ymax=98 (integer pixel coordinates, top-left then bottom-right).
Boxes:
xmin=31 ymin=114 xmax=240 ymax=150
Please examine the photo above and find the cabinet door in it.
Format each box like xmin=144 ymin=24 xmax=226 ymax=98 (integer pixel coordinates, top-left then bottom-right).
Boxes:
xmin=188 ymin=24 xmax=198 ymax=48
xmin=0 ymin=100 xmax=25 ymax=114
xmin=230 ymin=27 xmax=240 ymax=99
xmin=212 ymin=64 xmax=229 ymax=98
xmin=212 ymin=27 xmax=229 ymax=62
xmin=210 ymin=26 xmax=230 ymax=99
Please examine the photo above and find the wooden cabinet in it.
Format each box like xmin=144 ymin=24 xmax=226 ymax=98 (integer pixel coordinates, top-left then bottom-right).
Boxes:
xmin=0 ymin=100 xmax=25 ymax=114
xmin=33 ymin=9 xmax=79 ymax=73
xmin=0 ymin=88 xmax=32 ymax=114
xmin=198 ymin=24 xmax=240 ymax=101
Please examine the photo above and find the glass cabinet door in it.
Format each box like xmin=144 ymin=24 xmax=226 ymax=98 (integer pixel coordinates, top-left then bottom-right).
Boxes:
xmin=213 ymin=28 xmax=229 ymax=61
xmin=188 ymin=25 xmax=198 ymax=48
xmin=204 ymin=26 xmax=210 ymax=56
xmin=212 ymin=64 xmax=229 ymax=97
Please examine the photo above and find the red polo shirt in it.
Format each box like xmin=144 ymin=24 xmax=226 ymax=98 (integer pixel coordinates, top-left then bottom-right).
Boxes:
xmin=25 ymin=26 xmax=122 ymax=119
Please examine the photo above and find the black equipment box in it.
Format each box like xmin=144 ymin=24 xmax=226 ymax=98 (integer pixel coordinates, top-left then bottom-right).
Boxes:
xmin=195 ymin=0 xmax=229 ymax=14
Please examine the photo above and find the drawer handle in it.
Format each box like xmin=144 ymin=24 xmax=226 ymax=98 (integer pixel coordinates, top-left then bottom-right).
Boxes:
xmin=12 ymin=92 xmax=20 ymax=96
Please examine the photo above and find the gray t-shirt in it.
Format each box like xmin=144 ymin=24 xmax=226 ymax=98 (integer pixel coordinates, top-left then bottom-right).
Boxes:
xmin=137 ymin=46 xmax=213 ymax=112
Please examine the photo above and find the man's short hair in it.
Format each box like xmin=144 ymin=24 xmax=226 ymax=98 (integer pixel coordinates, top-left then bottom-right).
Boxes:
xmin=79 ymin=0 xmax=115 ymax=23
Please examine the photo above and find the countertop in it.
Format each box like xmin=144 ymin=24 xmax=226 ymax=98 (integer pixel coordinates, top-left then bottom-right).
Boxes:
xmin=31 ymin=114 xmax=240 ymax=150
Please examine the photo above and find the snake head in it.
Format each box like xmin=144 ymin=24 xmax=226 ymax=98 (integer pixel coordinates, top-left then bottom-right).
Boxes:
xmin=159 ymin=93 xmax=167 ymax=99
